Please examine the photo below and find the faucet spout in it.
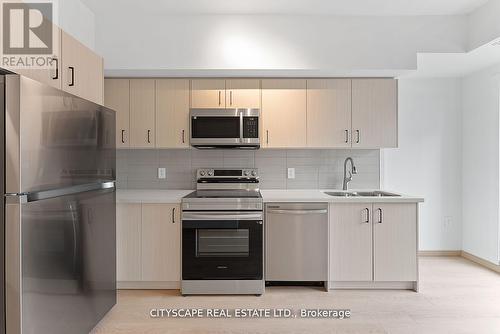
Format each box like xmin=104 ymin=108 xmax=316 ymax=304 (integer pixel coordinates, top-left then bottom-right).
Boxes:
xmin=343 ymin=157 xmax=357 ymax=191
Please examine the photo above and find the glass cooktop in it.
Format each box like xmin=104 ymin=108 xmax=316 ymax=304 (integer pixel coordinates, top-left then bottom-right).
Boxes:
xmin=184 ymin=190 xmax=262 ymax=199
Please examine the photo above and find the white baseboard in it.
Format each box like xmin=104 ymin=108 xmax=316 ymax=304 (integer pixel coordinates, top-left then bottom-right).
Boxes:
xmin=461 ymin=251 xmax=500 ymax=273
xmin=418 ymin=250 xmax=461 ymax=256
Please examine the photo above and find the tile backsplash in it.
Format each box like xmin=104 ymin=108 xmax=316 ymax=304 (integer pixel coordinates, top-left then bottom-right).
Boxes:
xmin=116 ymin=149 xmax=380 ymax=190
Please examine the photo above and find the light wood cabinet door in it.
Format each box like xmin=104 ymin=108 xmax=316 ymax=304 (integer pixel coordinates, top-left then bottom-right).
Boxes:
xmin=104 ymin=79 xmax=130 ymax=148
xmin=226 ymin=79 xmax=261 ymax=109
xmin=307 ymin=79 xmax=351 ymax=148
xmin=141 ymin=204 xmax=181 ymax=282
xmin=130 ymin=79 xmax=155 ymax=148
xmin=8 ymin=25 xmax=62 ymax=89
xmin=116 ymin=204 xmax=142 ymax=282
xmin=79 ymin=48 xmax=104 ymax=104
xmin=156 ymin=79 xmax=190 ymax=148
xmin=352 ymin=79 xmax=397 ymax=148
xmin=373 ymin=203 xmax=417 ymax=281
xmin=330 ymin=203 xmax=373 ymax=281
xmin=191 ymin=79 xmax=226 ymax=108
xmin=261 ymin=79 xmax=307 ymax=148
xmin=61 ymin=30 xmax=104 ymax=104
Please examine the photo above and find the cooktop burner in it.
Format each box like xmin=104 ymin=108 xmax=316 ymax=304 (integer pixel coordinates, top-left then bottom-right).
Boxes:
xmin=184 ymin=189 xmax=262 ymax=199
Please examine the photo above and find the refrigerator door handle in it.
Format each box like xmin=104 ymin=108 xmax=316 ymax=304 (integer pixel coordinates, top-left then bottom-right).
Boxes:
xmin=5 ymin=181 xmax=115 ymax=204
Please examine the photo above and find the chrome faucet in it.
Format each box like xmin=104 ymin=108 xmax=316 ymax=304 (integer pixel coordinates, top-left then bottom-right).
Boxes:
xmin=342 ymin=157 xmax=357 ymax=190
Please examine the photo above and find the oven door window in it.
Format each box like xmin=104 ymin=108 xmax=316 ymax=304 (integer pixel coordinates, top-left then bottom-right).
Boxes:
xmin=197 ymin=229 xmax=249 ymax=257
xmin=191 ymin=117 xmax=240 ymax=138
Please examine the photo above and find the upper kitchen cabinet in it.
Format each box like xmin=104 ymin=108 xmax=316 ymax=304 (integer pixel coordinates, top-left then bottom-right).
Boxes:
xmin=225 ymin=79 xmax=261 ymax=109
xmin=61 ymin=30 xmax=104 ymax=104
xmin=190 ymin=79 xmax=226 ymax=108
xmin=307 ymin=79 xmax=351 ymax=148
xmin=104 ymin=79 xmax=130 ymax=148
xmin=156 ymin=79 xmax=190 ymax=148
xmin=351 ymin=79 xmax=397 ymax=148
xmin=261 ymin=79 xmax=307 ymax=148
xmin=7 ymin=24 xmax=62 ymax=90
xmin=130 ymin=79 xmax=156 ymax=148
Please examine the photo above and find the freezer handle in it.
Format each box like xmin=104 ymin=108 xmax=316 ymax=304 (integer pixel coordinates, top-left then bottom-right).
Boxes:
xmin=5 ymin=181 xmax=115 ymax=203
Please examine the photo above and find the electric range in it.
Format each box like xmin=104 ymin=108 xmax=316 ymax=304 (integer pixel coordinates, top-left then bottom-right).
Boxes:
xmin=181 ymin=168 xmax=264 ymax=295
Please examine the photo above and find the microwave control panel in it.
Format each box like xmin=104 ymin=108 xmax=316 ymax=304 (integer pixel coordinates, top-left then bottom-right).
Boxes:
xmin=243 ymin=117 xmax=259 ymax=139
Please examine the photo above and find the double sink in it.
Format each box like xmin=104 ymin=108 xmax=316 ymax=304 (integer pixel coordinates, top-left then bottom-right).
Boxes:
xmin=324 ymin=190 xmax=401 ymax=197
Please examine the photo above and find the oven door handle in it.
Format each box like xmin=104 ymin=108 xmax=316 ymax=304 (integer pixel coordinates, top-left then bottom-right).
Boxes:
xmin=182 ymin=212 xmax=263 ymax=221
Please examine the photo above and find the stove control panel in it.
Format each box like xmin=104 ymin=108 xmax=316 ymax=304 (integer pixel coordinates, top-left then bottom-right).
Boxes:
xmin=197 ymin=168 xmax=259 ymax=179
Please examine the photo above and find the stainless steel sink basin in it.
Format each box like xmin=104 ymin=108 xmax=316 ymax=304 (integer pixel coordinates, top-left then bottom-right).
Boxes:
xmin=355 ymin=191 xmax=401 ymax=197
xmin=324 ymin=191 xmax=401 ymax=197
xmin=324 ymin=191 xmax=359 ymax=197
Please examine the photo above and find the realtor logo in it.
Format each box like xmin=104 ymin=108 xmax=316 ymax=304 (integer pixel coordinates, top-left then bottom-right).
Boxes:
xmin=2 ymin=2 xmax=53 ymax=54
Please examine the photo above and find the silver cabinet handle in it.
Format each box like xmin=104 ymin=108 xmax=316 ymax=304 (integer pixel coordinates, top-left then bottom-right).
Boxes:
xmin=230 ymin=90 xmax=233 ymax=106
xmin=218 ymin=90 xmax=221 ymax=106
xmin=356 ymin=130 xmax=360 ymax=144
xmin=345 ymin=130 xmax=349 ymax=143
xmin=182 ymin=130 xmax=185 ymax=144
xmin=364 ymin=208 xmax=370 ymax=224
xmin=266 ymin=130 xmax=269 ymax=144
xmin=377 ymin=208 xmax=383 ymax=224
xmin=267 ymin=209 xmax=327 ymax=215
xmin=172 ymin=208 xmax=176 ymax=224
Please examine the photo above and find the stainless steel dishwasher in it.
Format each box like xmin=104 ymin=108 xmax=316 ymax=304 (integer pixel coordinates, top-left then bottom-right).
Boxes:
xmin=265 ymin=203 xmax=328 ymax=282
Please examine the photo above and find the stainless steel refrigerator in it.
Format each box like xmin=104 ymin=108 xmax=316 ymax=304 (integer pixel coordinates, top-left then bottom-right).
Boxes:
xmin=0 ymin=74 xmax=116 ymax=334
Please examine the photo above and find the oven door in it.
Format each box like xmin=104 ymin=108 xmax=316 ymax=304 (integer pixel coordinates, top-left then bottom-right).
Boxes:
xmin=182 ymin=211 xmax=263 ymax=280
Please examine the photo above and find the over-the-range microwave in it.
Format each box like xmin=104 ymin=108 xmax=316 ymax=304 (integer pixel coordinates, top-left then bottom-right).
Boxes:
xmin=190 ymin=108 xmax=260 ymax=149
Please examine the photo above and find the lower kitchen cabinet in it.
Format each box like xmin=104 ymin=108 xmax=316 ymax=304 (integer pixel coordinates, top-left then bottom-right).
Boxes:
xmin=141 ymin=204 xmax=181 ymax=282
xmin=116 ymin=203 xmax=181 ymax=289
xmin=329 ymin=202 xmax=418 ymax=290
xmin=330 ymin=203 xmax=373 ymax=281
xmin=116 ymin=204 xmax=142 ymax=281
xmin=373 ymin=203 xmax=417 ymax=281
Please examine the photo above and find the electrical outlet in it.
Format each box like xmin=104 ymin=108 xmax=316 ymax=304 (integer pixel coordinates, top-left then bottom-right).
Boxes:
xmin=158 ymin=168 xmax=166 ymax=179
xmin=443 ymin=216 xmax=453 ymax=229
xmin=287 ymin=168 xmax=295 ymax=179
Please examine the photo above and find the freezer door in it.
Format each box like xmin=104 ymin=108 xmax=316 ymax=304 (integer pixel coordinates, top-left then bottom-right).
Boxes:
xmin=5 ymin=187 xmax=116 ymax=334
xmin=5 ymin=74 xmax=116 ymax=194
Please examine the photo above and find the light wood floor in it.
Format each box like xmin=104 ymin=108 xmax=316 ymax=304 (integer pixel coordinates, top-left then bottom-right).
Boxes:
xmin=92 ymin=257 xmax=500 ymax=334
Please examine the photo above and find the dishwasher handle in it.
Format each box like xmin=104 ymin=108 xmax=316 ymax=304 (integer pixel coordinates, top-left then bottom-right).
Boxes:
xmin=267 ymin=209 xmax=327 ymax=215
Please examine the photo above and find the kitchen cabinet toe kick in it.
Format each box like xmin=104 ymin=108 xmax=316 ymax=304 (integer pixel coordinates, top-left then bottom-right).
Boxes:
xmin=329 ymin=281 xmax=418 ymax=292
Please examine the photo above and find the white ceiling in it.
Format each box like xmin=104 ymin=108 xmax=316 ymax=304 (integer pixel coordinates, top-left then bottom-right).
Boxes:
xmin=81 ymin=0 xmax=489 ymax=16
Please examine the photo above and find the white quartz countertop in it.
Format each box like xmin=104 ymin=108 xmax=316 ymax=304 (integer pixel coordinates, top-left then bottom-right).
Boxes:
xmin=116 ymin=190 xmax=193 ymax=204
xmin=116 ymin=189 xmax=423 ymax=204
xmin=261 ymin=189 xmax=424 ymax=203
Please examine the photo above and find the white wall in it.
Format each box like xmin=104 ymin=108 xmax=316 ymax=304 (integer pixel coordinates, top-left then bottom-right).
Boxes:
xmin=95 ymin=14 xmax=466 ymax=77
xmin=462 ymin=63 xmax=500 ymax=264
xmin=58 ymin=0 xmax=96 ymax=51
xmin=467 ymin=0 xmax=500 ymax=50
xmin=382 ymin=78 xmax=463 ymax=251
